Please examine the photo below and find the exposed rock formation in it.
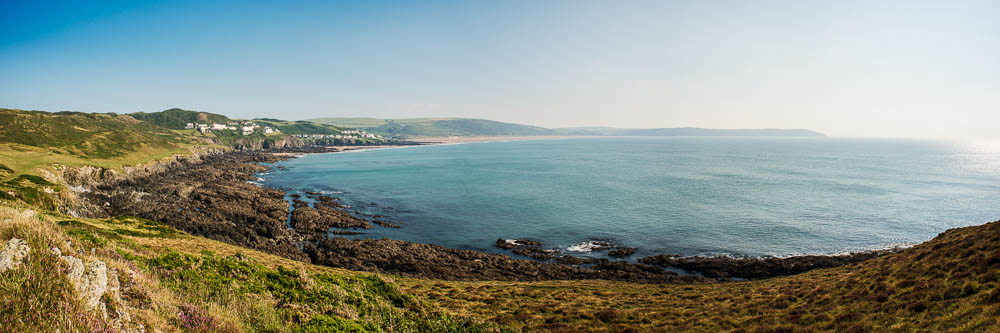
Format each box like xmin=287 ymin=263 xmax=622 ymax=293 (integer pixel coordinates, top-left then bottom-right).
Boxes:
xmin=608 ymin=247 xmax=638 ymax=258
xmin=639 ymin=250 xmax=894 ymax=279
xmin=0 ymin=238 xmax=30 ymax=272
xmin=82 ymin=152 xmax=310 ymax=262
xmin=305 ymin=237 xmax=697 ymax=283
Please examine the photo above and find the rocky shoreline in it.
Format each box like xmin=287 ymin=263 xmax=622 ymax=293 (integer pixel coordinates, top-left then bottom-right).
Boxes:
xmin=68 ymin=147 xmax=891 ymax=282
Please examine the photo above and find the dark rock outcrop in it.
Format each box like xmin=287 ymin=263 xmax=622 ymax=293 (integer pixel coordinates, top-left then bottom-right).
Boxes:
xmin=608 ymin=247 xmax=638 ymax=258
xmin=305 ymin=237 xmax=697 ymax=283
xmin=639 ymin=251 xmax=893 ymax=279
xmin=83 ymin=152 xmax=310 ymax=261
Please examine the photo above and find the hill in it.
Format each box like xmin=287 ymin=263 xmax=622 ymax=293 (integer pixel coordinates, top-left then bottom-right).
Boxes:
xmin=130 ymin=108 xmax=232 ymax=130
xmin=310 ymin=117 xmax=825 ymax=138
xmin=0 ymin=108 xmax=204 ymax=178
xmin=309 ymin=117 xmax=554 ymax=138
xmin=130 ymin=108 xmax=344 ymax=135
xmin=0 ymin=108 xmax=192 ymax=159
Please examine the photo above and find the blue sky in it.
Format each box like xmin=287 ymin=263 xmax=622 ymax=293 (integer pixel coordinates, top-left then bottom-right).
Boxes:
xmin=1 ymin=0 xmax=998 ymax=138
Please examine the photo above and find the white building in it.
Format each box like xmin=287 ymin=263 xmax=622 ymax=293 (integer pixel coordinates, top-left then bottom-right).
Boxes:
xmin=241 ymin=126 xmax=255 ymax=135
xmin=211 ymin=123 xmax=228 ymax=130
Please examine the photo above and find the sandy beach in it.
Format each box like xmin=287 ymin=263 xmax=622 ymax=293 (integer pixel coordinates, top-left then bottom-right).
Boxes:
xmin=410 ymin=135 xmax=575 ymax=145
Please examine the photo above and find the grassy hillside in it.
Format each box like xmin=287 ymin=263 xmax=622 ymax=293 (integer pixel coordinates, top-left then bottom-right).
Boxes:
xmin=4 ymin=189 xmax=998 ymax=331
xmin=403 ymin=219 xmax=1000 ymax=331
xmin=309 ymin=117 xmax=554 ymax=138
xmin=253 ymin=119 xmax=342 ymax=135
xmin=0 ymin=205 xmax=498 ymax=332
xmin=0 ymin=108 xmax=204 ymax=177
xmin=130 ymin=108 xmax=233 ymax=130
xmin=130 ymin=108 xmax=344 ymax=135
xmin=0 ymin=108 xmax=192 ymax=160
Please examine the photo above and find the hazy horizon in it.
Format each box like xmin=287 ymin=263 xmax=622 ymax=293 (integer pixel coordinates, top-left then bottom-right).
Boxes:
xmin=2 ymin=1 xmax=997 ymax=139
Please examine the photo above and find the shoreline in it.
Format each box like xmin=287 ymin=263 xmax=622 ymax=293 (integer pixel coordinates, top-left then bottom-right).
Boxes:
xmin=73 ymin=146 xmax=897 ymax=281
xmin=262 ymin=143 xmax=900 ymax=280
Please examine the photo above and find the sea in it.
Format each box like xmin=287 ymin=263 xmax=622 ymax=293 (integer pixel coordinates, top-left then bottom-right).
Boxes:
xmin=258 ymin=137 xmax=1000 ymax=259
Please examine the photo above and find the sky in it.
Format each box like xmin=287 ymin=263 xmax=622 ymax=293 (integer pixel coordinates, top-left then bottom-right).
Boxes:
xmin=1 ymin=0 xmax=998 ymax=138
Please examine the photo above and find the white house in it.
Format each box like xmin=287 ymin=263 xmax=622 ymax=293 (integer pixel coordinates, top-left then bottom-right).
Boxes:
xmin=211 ymin=123 xmax=228 ymax=130
xmin=241 ymin=126 xmax=255 ymax=135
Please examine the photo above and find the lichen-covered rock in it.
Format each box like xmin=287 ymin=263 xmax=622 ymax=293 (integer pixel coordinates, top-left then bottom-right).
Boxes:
xmin=58 ymin=255 xmax=109 ymax=314
xmin=80 ymin=261 xmax=109 ymax=311
xmin=60 ymin=255 xmax=85 ymax=281
xmin=105 ymin=269 xmax=134 ymax=329
xmin=0 ymin=238 xmax=31 ymax=272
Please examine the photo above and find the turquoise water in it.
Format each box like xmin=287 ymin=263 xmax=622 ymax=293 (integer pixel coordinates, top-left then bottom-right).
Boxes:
xmin=259 ymin=137 xmax=1000 ymax=259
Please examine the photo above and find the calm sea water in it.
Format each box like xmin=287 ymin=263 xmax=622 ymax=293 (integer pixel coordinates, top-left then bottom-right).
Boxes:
xmin=259 ymin=137 xmax=1000 ymax=259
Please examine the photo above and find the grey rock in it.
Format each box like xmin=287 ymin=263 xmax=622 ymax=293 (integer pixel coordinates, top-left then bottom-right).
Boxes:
xmin=0 ymin=238 xmax=31 ymax=272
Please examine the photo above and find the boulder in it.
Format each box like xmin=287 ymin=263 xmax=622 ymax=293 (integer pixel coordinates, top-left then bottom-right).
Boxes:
xmin=0 ymin=238 xmax=31 ymax=272
xmin=79 ymin=261 xmax=110 ymax=313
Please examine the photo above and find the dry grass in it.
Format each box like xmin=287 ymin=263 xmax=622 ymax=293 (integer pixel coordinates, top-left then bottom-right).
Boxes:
xmin=400 ymin=221 xmax=1000 ymax=331
xmin=0 ymin=205 xmax=112 ymax=332
xmin=0 ymin=203 xmax=500 ymax=332
xmin=5 ymin=198 xmax=998 ymax=331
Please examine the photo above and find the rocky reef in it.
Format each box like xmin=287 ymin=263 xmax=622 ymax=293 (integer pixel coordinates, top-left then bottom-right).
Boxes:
xmin=639 ymin=250 xmax=895 ymax=279
xmin=66 ymin=148 xmax=888 ymax=282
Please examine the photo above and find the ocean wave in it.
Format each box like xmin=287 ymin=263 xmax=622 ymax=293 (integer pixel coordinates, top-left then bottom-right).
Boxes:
xmin=566 ymin=241 xmax=612 ymax=253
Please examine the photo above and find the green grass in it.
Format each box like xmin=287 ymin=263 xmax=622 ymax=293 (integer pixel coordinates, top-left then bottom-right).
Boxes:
xmin=307 ymin=117 xmax=393 ymax=128
xmin=141 ymin=249 xmax=499 ymax=332
xmin=130 ymin=108 xmax=232 ymax=130
xmin=0 ymin=209 xmax=112 ymax=332
xmin=0 ymin=206 xmax=501 ymax=332
xmin=0 ymin=108 xmax=190 ymax=160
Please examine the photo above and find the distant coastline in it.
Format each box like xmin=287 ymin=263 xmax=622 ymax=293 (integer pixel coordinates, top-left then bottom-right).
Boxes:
xmin=308 ymin=116 xmax=825 ymax=139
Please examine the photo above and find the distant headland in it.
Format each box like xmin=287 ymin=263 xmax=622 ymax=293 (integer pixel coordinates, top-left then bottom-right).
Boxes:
xmin=308 ymin=117 xmax=825 ymax=138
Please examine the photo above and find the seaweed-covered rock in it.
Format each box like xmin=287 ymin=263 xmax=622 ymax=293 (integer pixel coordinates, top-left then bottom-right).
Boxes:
xmin=512 ymin=246 xmax=560 ymax=260
xmin=608 ymin=247 xmax=638 ymax=258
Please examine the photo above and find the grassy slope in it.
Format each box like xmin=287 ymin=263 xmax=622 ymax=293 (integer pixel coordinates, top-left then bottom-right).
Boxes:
xmin=0 ymin=204 xmax=499 ymax=332
xmin=306 ymin=117 xmax=391 ymax=128
xmin=402 ymin=220 xmax=1000 ymax=331
xmin=252 ymin=119 xmax=343 ymax=135
xmin=130 ymin=108 xmax=233 ymax=130
xmin=4 ymin=198 xmax=997 ymax=332
xmin=0 ymin=108 xmax=212 ymax=177
xmin=129 ymin=108 xmax=345 ymax=135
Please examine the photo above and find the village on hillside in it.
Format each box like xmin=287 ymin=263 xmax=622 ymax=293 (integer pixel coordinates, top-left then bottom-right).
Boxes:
xmin=184 ymin=120 xmax=382 ymax=139
xmin=186 ymin=120 xmax=278 ymax=135
xmin=294 ymin=130 xmax=381 ymax=140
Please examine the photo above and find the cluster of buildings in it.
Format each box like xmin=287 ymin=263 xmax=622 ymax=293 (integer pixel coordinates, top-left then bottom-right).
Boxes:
xmin=340 ymin=130 xmax=380 ymax=139
xmin=293 ymin=129 xmax=381 ymax=140
xmin=185 ymin=121 xmax=278 ymax=135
